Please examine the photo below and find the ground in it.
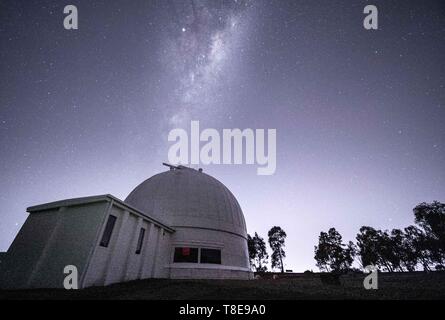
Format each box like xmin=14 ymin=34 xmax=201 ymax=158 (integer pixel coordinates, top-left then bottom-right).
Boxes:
xmin=1 ymin=272 xmax=444 ymax=300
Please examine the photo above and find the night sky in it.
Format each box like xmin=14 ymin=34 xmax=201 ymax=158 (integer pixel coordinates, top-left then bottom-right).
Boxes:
xmin=1 ymin=0 xmax=444 ymax=271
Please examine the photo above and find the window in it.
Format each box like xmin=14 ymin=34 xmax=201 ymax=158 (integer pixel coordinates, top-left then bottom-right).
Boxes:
xmin=135 ymin=228 xmax=145 ymax=254
xmin=200 ymin=248 xmax=221 ymax=264
xmin=99 ymin=215 xmax=117 ymax=247
xmin=173 ymin=247 xmax=199 ymax=263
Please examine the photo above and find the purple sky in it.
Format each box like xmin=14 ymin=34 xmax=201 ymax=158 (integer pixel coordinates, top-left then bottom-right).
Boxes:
xmin=0 ymin=0 xmax=444 ymax=271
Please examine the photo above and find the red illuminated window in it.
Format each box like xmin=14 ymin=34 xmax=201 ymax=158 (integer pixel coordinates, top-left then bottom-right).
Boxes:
xmin=174 ymin=247 xmax=198 ymax=263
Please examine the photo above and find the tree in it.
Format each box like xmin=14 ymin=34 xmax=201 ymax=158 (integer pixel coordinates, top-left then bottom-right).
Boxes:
xmin=314 ymin=231 xmax=331 ymax=272
xmin=314 ymin=201 xmax=445 ymax=273
xmin=380 ymin=229 xmax=405 ymax=272
xmin=356 ymin=226 xmax=383 ymax=269
xmin=247 ymin=234 xmax=256 ymax=271
xmin=253 ymin=233 xmax=268 ymax=272
xmin=414 ymin=201 xmax=445 ymax=265
xmin=314 ymin=228 xmax=356 ymax=272
xmin=247 ymin=233 xmax=268 ymax=272
xmin=268 ymin=226 xmax=287 ymax=272
xmin=389 ymin=228 xmax=412 ymax=271
xmin=403 ymin=225 xmax=431 ymax=271
xmin=356 ymin=226 xmax=423 ymax=272
xmin=356 ymin=226 xmax=400 ymax=272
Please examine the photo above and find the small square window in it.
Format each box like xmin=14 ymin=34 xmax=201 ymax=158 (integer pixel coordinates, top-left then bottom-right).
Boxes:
xmin=200 ymin=248 xmax=221 ymax=264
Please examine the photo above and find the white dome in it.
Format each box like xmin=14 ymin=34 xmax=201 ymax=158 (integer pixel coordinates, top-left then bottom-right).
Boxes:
xmin=125 ymin=166 xmax=247 ymax=238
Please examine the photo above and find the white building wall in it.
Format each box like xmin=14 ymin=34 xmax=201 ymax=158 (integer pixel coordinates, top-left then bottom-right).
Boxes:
xmin=135 ymin=221 xmax=153 ymax=279
xmin=168 ymin=227 xmax=252 ymax=280
xmin=0 ymin=195 xmax=174 ymax=290
xmin=0 ymin=201 xmax=109 ymax=289
xmin=152 ymin=227 xmax=172 ymax=278
xmin=139 ymin=223 xmax=158 ymax=279
xmin=124 ymin=167 xmax=252 ymax=280
xmin=83 ymin=201 xmax=174 ymax=287
xmin=0 ymin=185 xmax=252 ymax=289
xmin=122 ymin=217 xmax=144 ymax=282
xmin=103 ymin=209 xmax=135 ymax=285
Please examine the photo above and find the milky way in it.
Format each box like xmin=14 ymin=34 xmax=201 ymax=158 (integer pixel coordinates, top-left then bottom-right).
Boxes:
xmin=160 ymin=0 xmax=254 ymax=127
xmin=0 ymin=0 xmax=444 ymax=271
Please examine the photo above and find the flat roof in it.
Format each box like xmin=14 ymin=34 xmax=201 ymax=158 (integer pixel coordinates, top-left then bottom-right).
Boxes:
xmin=27 ymin=194 xmax=175 ymax=233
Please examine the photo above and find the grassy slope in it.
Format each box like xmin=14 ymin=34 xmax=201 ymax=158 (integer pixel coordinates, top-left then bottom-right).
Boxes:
xmin=1 ymin=272 xmax=445 ymax=300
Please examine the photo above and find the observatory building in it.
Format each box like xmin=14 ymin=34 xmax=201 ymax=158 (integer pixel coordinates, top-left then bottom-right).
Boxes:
xmin=0 ymin=165 xmax=252 ymax=289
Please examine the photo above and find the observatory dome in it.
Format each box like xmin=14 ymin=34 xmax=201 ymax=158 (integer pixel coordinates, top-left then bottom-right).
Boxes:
xmin=125 ymin=165 xmax=251 ymax=279
xmin=125 ymin=166 xmax=247 ymax=238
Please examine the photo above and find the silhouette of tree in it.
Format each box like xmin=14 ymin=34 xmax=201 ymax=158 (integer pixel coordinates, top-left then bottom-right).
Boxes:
xmin=356 ymin=226 xmax=399 ymax=271
xmin=247 ymin=234 xmax=256 ymax=271
xmin=379 ymin=229 xmax=407 ymax=272
xmin=356 ymin=226 xmax=382 ymax=269
xmin=355 ymin=223 xmax=445 ymax=272
xmin=414 ymin=201 xmax=445 ymax=266
xmin=314 ymin=201 xmax=445 ymax=272
xmin=253 ymin=233 xmax=268 ymax=272
xmin=388 ymin=229 xmax=405 ymax=271
xmin=314 ymin=231 xmax=331 ymax=272
xmin=247 ymin=233 xmax=269 ymax=272
xmin=268 ymin=226 xmax=286 ymax=273
xmin=403 ymin=225 xmax=431 ymax=271
xmin=314 ymin=228 xmax=355 ymax=272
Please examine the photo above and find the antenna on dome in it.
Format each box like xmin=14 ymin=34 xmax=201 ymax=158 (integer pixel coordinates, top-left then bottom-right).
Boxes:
xmin=162 ymin=162 xmax=180 ymax=170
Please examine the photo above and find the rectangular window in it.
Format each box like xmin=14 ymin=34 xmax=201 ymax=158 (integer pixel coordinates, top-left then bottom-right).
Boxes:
xmin=200 ymin=248 xmax=221 ymax=264
xmin=135 ymin=228 xmax=145 ymax=254
xmin=99 ymin=215 xmax=117 ymax=247
xmin=173 ymin=247 xmax=199 ymax=263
